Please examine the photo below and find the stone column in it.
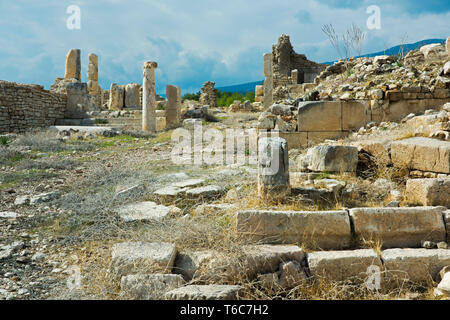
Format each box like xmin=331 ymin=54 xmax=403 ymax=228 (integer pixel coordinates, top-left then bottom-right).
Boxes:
xmin=65 ymin=49 xmax=81 ymax=81
xmin=108 ymin=83 xmax=124 ymax=110
xmin=263 ymin=53 xmax=273 ymax=109
xmin=142 ymin=61 xmax=158 ymax=132
xmin=165 ymin=84 xmax=180 ymax=128
xmin=257 ymin=136 xmax=290 ymax=200
xmin=87 ymin=54 xmax=98 ymax=82
xmin=87 ymin=53 xmax=101 ymax=108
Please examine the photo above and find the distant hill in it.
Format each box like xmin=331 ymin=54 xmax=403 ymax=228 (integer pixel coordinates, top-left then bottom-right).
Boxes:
xmin=322 ymin=38 xmax=446 ymax=64
xmin=216 ymin=80 xmax=264 ymax=95
xmin=193 ymin=39 xmax=446 ymax=95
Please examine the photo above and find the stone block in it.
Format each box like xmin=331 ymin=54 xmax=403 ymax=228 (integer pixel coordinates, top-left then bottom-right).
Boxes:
xmin=236 ymin=210 xmax=352 ymax=250
xmin=307 ymin=249 xmax=382 ymax=283
xmin=349 ymin=207 xmax=446 ymax=248
xmin=298 ymin=101 xmax=341 ymax=131
xmin=405 ymin=178 xmax=450 ymax=207
xmin=391 ymin=137 xmax=450 ymax=173
xmin=110 ymin=242 xmax=177 ymax=276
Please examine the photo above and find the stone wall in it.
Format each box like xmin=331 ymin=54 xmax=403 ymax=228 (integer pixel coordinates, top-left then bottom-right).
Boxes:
xmin=269 ymin=97 xmax=449 ymax=149
xmin=0 ymin=81 xmax=66 ymax=133
xmin=264 ymin=34 xmax=326 ymax=108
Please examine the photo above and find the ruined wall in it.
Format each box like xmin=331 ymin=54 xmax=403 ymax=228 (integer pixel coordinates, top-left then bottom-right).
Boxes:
xmin=200 ymin=81 xmax=217 ymax=108
xmin=264 ymin=35 xmax=326 ymax=107
xmin=272 ymin=35 xmax=326 ymax=84
xmin=0 ymin=81 xmax=66 ymax=133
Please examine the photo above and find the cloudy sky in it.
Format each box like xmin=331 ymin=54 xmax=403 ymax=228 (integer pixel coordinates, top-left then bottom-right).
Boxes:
xmin=0 ymin=0 xmax=449 ymax=94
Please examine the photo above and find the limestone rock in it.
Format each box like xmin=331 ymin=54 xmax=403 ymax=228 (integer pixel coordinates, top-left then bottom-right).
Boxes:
xmin=0 ymin=212 xmax=17 ymax=219
xmin=302 ymin=145 xmax=358 ymax=173
xmin=114 ymin=201 xmax=171 ymax=222
xmin=269 ymin=104 xmax=293 ymax=116
xmin=420 ymin=43 xmax=446 ymax=60
xmin=108 ymin=83 xmax=124 ymax=110
xmin=173 ymin=250 xmax=216 ymax=280
xmin=153 ymin=186 xmax=187 ymax=197
xmin=121 ymin=274 xmax=185 ymax=300
xmin=257 ymin=137 xmax=290 ymax=200
xmin=30 ymin=191 xmax=59 ymax=205
xmin=405 ymin=178 xmax=450 ymax=207
xmin=87 ymin=53 xmax=98 ymax=82
xmin=64 ymin=49 xmax=81 ymax=80
xmin=156 ymin=116 xmax=166 ymax=132
xmin=437 ymin=269 xmax=450 ymax=296
xmin=236 ymin=210 xmax=352 ymax=250
xmin=442 ymin=61 xmax=450 ymax=76
xmin=278 ymin=261 xmax=308 ymax=289
xmin=165 ymin=285 xmax=242 ymax=300
xmin=257 ymin=113 xmax=276 ymax=130
xmin=110 ymin=242 xmax=177 ymax=276
xmin=192 ymin=203 xmax=236 ymax=215
xmin=185 ymin=185 xmax=223 ymax=198
xmin=124 ymin=83 xmax=141 ymax=108
xmin=199 ymin=81 xmax=217 ymax=108
xmin=114 ymin=184 xmax=146 ymax=201
xmin=382 ymin=249 xmax=450 ymax=286
xmin=391 ymin=137 xmax=450 ymax=174
xmin=349 ymin=207 xmax=446 ymax=248
xmin=307 ymin=249 xmax=382 ymax=283
xmin=239 ymin=245 xmax=305 ymax=280
xmin=446 ymin=37 xmax=450 ymax=56
xmin=171 ymin=179 xmax=205 ymax=188
xmin=14 ymin=195 xmax=30 ymax=206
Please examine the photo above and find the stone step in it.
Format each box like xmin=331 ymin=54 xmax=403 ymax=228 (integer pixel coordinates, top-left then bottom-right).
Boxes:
xmin=110 ymin=242 xmax=177 ymax=276
xmin=113 ymin=201 xmax=172 ymax=222
xmin=236 ymin=210 xmax=352 ymax=250
xmin=349 ymin=207 xmax=447 ymax=248
xmin=306 ymin=248 xmax=450 ymax=288
xmin=165 ymin=284 xmax=243 ymax=300
xmin=391 ymin=137 xmax=450 ymax=174
xmin=236 ymin=207 xmax=448 ymax=250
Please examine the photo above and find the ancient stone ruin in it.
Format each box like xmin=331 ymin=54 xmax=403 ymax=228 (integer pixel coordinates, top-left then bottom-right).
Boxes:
xmin=263 ymin=35 xmax=327 ymax=108
xmin=1 ymin=32 xmax=450 ymax=302
xmin=199 ymin=81 xmax=217 ymax=108
xmin=142 ymin=61 xmax=158 ymax=132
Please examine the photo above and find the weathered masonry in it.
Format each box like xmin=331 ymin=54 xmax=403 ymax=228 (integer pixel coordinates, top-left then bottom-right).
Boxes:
xmin=264 ymin=35 xmax=326 ymax=108
xmin=0 ymin=81 xmax=66 ymax=134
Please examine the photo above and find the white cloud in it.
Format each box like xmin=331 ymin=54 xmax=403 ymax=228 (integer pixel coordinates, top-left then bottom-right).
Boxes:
xmin=0 ymin=0 xmax=448 ymax=94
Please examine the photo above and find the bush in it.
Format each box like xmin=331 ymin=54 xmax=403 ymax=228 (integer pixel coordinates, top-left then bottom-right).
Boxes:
xmin=0 ymin=146 xmax=23 ymax=165
xmin=216 ymin=90 xmax=255 ymax=107
xmin=12 ymin=129 xmax=95 ymax=152
xmin=182 ymin=91 xmax=201 ymax=101
xmin=0 ymin=136 xmax=9 ymax=146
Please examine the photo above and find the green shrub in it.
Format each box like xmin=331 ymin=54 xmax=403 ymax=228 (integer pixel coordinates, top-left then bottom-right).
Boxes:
xmin=216 ymin=90 xmax=255 ymax=107
xmin=182 ymin=91 xmax=201 ymax=101
xmin=0 ymin=136 xmax=8 ymax=145
xmin=95 ymin=118 xmax=108 ymax=125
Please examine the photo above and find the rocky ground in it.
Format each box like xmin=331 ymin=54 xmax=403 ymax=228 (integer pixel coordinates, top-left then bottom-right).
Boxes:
xmin=1 ymin=43 xmax=450 ymax=300
xmin=1 ymin=103 xmax=449 ymax=300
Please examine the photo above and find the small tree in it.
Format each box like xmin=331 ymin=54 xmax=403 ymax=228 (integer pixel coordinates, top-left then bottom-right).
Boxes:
xmin=322 ymin=23 xmax=366 ymax=77
xmin=348 ymin=23 xmax=366 ymax=58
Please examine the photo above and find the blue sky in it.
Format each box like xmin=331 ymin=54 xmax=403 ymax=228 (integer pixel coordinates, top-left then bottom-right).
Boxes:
xmin=0 ymin=0 xmax=449 ymax=94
